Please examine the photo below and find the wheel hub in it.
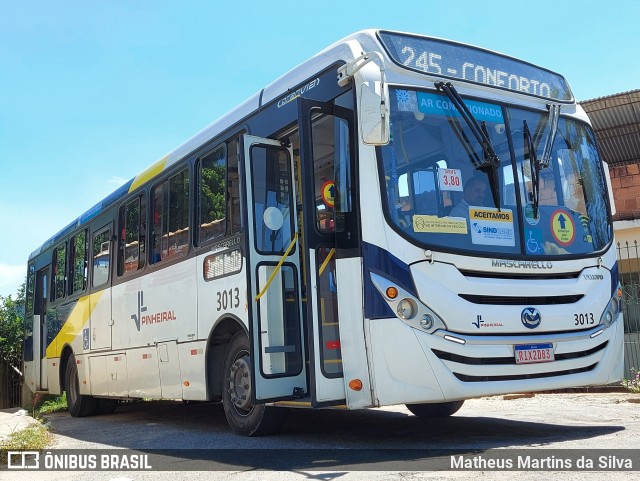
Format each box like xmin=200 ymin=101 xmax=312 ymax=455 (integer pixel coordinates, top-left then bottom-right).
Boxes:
xmin=228 ymin=354 xmax=253 ymax=412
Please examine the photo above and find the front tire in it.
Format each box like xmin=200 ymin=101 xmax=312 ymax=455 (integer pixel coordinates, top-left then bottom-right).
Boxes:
xmin=65 ymin=354 xmax=97 ymax=417
xmin=406 ymin=400 xmax=464 ymax=418
xmin=221 ymin=332 xmax=286 ymax=436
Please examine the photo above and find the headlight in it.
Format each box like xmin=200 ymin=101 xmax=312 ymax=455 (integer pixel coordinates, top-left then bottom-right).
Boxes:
xmin=369 ymin=272 xmax=446 ymax=333
xmin=600 ymin=284 xmax=622 ymax=327
xmin=397 ymin=298 xmax=417 ymax=320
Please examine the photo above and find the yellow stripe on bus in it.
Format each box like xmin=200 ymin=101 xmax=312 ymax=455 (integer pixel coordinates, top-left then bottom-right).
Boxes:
xmin=45 ymin=291 xmax=104 ymax=359
xmin=128 ymin=155 xmax=169 ymax=193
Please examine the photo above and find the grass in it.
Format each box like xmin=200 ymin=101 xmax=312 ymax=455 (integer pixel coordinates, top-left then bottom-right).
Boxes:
xmin=0 ymin=423 xmax=52 ymax=464
xmin=36 ymin=393 xmax=68 ymax=415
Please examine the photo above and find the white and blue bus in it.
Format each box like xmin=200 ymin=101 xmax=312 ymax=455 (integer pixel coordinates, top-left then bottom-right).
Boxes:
xmin=23 ymin=29 xmax=623 ymax=435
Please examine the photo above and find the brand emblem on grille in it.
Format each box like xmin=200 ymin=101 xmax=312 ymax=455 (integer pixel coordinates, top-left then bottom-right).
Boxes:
xmin=521 ymin=307 xmax=541 ymax=329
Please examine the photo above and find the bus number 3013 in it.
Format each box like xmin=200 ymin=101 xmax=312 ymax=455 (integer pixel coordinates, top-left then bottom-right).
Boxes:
xmin=574 ymin=312 xmax=595 ymax=326
xmin=217 ymin=288 xmax=240 ymax=311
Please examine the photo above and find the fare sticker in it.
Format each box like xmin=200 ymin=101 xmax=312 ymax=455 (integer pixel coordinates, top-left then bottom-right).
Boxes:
xmin=550 ymin=209 xmax=576 ymax=246
xmin=438 ymin=168 xmax=464 ymax=192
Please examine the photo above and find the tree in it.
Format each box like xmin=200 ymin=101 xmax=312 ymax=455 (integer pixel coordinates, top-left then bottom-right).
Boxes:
xmin=0 ymin=282 xmax=25 ymax=369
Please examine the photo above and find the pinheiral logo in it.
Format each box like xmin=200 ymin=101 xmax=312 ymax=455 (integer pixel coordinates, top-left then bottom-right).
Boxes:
xmin=521 ymin=307 xmax=541 ymax=329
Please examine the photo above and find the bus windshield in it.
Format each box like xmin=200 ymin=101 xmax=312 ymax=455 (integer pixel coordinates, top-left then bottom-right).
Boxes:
xmin=380 ymin=87 xmax=612 ymax=257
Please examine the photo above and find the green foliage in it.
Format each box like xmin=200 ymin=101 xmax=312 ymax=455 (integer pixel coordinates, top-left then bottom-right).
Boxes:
xmin=623 ymin=368 xmax=640 ymax=394
xmin=0 ymin=282 xmax=25 ymax=368
xmin=200 ymin=153 xmax=226 ymax=223
xmin=36 ymin=394 xmax=68 ymax=415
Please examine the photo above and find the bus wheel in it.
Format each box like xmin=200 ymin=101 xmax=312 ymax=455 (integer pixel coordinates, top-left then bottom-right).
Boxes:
xmin=222 ymin=332 xmax=286 ymax=436
xmin=65 ymin=354 xmax=97 ymax=417
xmin=95 ymin=398 xmax=118 ymax=415
xmin=405 ymin=400 xmax=464 ymax=418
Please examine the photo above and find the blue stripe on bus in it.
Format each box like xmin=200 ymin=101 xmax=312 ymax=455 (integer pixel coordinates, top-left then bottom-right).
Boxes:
xmin=362 ymin=242 xmax=417 ymax=320
xmin=611 ymin=261 xmax=619 ymax=297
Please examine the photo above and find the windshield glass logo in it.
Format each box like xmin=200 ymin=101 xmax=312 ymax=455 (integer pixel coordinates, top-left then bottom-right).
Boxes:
xmin=521 ymin=307 xmax=541 ymax=329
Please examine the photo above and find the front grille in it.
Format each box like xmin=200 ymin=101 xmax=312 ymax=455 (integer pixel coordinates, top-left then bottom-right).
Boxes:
xmin=459 ymin=270 xmax=581 ymax=281
xmin=458 ymin=294 xmax=583 ymax=305
xmin=453 ymin=364 xmax=597 ymax=382
xmin=452 ymin=326 xmax=597 ymax=338
xmin=432 ymin=341 xmax=608 ymax=366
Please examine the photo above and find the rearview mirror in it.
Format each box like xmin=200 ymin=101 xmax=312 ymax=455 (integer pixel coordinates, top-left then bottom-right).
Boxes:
xmin=359 ymin=81 xmax=390 ymax=146
xmin=602 ymin=161 xmax=616 ymax=216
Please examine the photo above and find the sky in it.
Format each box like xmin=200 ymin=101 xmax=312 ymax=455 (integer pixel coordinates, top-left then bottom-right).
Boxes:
xmin=1 ymin=0 xmax=640 ymax=298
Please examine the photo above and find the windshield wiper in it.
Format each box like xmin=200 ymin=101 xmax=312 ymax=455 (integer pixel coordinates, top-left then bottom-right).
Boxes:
xmin=523 ymin=104 xmax=561 ymax=219
xmin=435 ymin=82 xmax=501 ymax=210
xmin=523 ymin=120 xmax=541 ymax=219
xmin=540 ymin=103 xmax=561 ymax=168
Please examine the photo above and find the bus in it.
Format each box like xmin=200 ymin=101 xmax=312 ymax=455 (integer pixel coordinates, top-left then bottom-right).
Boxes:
xmin=23 ymin=29 xmax=623 ymax=436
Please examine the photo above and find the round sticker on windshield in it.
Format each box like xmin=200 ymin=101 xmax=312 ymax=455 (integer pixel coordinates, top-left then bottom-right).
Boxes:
xmin=263 ymin=207 xmax=284 ymax=231
xmin=550 ymin=209 xmax=576 ymax=246
xmin=524 ymin=203 xmax=540 ymax=226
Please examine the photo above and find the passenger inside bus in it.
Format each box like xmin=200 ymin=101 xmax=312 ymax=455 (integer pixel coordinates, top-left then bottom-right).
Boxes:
xmin=449 ymin=175 xmax=489 ymax=218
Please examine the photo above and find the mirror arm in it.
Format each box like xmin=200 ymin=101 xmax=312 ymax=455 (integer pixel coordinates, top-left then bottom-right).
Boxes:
xmin=337 ymin=51 xmax=386 ymax=87
xmin=339 ymin=51 xmax=389 ymax=146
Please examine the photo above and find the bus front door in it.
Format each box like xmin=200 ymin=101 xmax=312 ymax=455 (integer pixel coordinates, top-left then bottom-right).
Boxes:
xmin=242 ymin=135 xmax=308 ymax=402
xmin=298 ymin=98 xmax=354 ymax=406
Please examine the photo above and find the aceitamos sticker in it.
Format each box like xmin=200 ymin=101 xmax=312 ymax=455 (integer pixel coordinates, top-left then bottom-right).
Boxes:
xmin=469 ymin=207 xmax=515 ymax=246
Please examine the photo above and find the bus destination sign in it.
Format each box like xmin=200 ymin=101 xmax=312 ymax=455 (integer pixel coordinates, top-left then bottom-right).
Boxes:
xmin=378 ymin=31 xmax=573 ymax=102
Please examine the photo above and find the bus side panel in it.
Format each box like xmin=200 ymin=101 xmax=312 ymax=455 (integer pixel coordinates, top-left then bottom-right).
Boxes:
xmin=177 ymin=340 xmax=208 ymax=400
xmin=89 ymin=355 xmax=109 ymax=396
xmin=75 ymin=354 xmax=91 ymax=396
xmin=335 ymin=257 xmax=374 ymax=409
xmin=112 ymin=260 xmax=198 ymax=350
xmin=196 ymin=250 xmax=247 ymax=340
xmin=157 ymin=341 xmax=182 ymax=399
xmin=110 ymin=258 xmax=197 ymax=400
xmin=127 ymin=346 xmax=162 ymax=399
xmin=46 ymin=358 xmax=61 ymax=395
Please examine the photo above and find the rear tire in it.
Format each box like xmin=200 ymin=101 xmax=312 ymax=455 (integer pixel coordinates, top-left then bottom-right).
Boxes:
xmin=221 ymin=332 xmax=287 ymax=436
xmin=65 ymin=354 xmax=97 ymax=417
xmin=405 ymin=400 xmax=464 ymax=418
xmin=95 ymin=398 xmax=118 ymax=415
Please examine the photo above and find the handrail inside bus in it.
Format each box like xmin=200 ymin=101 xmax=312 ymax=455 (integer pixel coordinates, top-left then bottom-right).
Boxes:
xmin=318 ymin=248 xmax=336 ymax=276
xmin=255 ymin=232 xmax=299 ymax=301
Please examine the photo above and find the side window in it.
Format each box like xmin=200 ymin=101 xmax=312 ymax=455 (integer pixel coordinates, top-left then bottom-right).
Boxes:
xmin=69 ymin=230 xmax=88 ymax=295
xmin=251 ymin=145 xmax=294 ymax=254
xmin=93 ymin=229 xmax=111 ymax=288
xmin=119 ymin=196 xmax=146 ymax=275
xmin=151 ymin=169 xmax=190 ymax=263
xmin=51 ymin=243 xmax=67 ymax=301
xmin=311 ymin=113 xmax=336 ymax=233
xmin=198 ymin=145 xmax=226 ymax=244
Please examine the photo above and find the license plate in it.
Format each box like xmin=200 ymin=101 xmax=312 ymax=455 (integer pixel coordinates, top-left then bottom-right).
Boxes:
xmin=514 ymin=343 xmax=554 ymax=364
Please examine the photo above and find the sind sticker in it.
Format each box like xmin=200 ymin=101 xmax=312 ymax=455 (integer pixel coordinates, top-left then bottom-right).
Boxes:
xmin=469 ymin=207 xmax=515 ymax=246
xmin=413 ymin=215 xmax=467 ymax=234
